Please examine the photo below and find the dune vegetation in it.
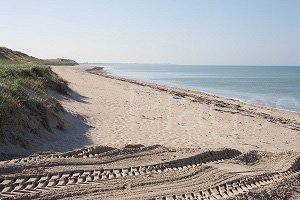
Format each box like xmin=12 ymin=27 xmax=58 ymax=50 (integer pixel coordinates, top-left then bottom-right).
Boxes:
xmin=0 ymin=61 xmax=69 ymax=148
xmin=0 ymin=46 xmax=78 ymax=66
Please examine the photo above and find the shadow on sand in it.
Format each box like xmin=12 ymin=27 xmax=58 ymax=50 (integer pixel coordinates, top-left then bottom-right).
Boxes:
xmin=0 ymin=89 xmax=93 ymax=161
xmin=68 ymin=90 xmax=90 ymax=104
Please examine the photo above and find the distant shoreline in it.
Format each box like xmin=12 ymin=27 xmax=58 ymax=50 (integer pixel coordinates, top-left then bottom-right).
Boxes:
xmin=108 ymin=64 xmax=300 ymax=114
xmin=48 ymin=65 xmax=300 ymax=153
xmin=86 ymin=66 xmax=300 ymax=131
xmin=82 ymin=63 xmax=300 ymax=67
xmin=92 ymin=66 xmax=300 ymax=115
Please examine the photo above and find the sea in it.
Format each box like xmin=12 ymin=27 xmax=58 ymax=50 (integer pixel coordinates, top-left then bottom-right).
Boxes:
xmin=93 ymin=64 xmax=300 ymax=113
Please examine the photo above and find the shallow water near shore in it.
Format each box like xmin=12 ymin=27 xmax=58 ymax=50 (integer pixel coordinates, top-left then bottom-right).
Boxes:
xmin=93 ymin=64 xmax=300 ymax=113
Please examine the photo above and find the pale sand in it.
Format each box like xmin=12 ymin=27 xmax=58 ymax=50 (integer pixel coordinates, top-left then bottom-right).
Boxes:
xmin=1 ymin=145 xmax=299 ymax=199
xmin=1 ymin=66 xmax=300 ymax=199
xmin=51 ymin=65 xmax=300 ymax=153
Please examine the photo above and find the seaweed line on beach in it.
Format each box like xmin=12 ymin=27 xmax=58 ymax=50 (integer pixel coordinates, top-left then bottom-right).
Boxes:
xmin=86 ymin=67 xmax=300 ymax=132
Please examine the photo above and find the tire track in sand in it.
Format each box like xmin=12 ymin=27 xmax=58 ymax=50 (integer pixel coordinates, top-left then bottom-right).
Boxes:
xmin=154 ymin=158 xmax=300 ymax=200
xmin=0 ymin=149 xmax=240 ymax=198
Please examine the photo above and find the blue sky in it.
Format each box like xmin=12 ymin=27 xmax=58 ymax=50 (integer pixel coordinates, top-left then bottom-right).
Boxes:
xmin=1 ymin=0 xmax=300 ymax=65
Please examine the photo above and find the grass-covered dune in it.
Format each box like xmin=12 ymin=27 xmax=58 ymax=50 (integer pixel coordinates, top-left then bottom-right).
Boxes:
xmin=0 ymin=47 xmax=78 ymax=66
xmin=42 ymin=58 xmax=79 ymax=66
xmin=0 ymin=61 xmax=69 ymax=148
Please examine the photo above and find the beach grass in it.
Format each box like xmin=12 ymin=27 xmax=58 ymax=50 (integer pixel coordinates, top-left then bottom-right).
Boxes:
xmin=0 ymin=61 xmax=68 ymax=103
xmin=0 ymin=60 xmax=68 ymax=147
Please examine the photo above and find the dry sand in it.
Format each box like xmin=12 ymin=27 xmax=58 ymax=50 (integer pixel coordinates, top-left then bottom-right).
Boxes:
xmin=51 ymin=65 xmax=299 ymax=153
xmin=1 ymin=65 xmax=300 ymax=199
xmin=0 ymin=145 xmax=299 ymax=199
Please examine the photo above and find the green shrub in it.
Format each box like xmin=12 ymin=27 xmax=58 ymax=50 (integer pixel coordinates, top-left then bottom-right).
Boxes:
xmin=0 ymin=61 xmax=69 ymax=145
xmin=0 ymin=61 xmax=68 ymax=104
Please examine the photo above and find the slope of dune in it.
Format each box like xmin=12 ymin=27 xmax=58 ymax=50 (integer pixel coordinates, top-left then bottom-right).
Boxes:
xmin=0 ymin=48 xmax=80 ymax=160
xmin=0 ymin=47 xmax=78 ymax=66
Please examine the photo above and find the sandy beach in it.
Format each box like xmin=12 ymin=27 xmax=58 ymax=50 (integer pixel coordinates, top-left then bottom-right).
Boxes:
xmin=51 ymin=65 xmax=299 ymax=153
xmin=2 ymin=1 xmax=300 ymax=198
xmin=1 ymin=65 xmax=299 ymax=199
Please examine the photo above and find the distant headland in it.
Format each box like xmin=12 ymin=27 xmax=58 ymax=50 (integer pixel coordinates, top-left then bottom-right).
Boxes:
xmin=0 ymin=46 xmax=78 ymax=66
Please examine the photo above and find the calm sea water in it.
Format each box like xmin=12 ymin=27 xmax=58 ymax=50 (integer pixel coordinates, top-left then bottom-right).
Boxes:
xmin=96 ymin=64 xmax=300 ymax=113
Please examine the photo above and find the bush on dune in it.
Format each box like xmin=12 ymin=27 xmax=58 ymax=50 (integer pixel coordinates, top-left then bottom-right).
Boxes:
xmin=0 ymin=61 xmax=68 ymax=148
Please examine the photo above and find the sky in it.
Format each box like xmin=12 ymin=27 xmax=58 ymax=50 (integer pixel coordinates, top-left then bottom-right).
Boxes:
xmin=1 ymin=0 xmax=300 ymax=65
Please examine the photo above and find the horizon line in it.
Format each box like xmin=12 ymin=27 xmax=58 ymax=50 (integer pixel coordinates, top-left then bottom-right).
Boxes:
xmin=80 ymin=62 xmax=300 ymax=67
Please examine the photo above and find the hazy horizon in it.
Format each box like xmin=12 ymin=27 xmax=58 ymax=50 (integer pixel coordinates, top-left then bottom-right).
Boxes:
xmin=87 ymin=62 xmax=300 ymax=67
xmin=1 ymin=0 xmax=300 ymax=65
